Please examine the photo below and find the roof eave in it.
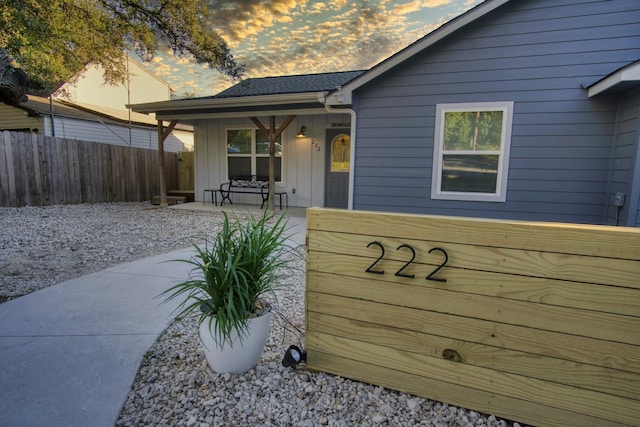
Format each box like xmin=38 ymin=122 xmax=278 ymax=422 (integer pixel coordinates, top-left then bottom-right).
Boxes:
xmin=587 ymin=61 xmax=640 ymax=97
xmin=129 ymin=92 xmax=327 ymax=115
xmin=154 ymin=107 xmax=329 ymax=121
xmin=326 ymin=0 xmax=512 ymax=106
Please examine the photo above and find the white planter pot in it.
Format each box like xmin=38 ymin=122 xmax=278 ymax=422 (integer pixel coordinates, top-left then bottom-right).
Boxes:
xmin=198 ymin=310 xmax=273 ymax=374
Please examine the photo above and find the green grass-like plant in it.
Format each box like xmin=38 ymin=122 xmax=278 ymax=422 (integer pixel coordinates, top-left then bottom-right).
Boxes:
xmin=161 ymin=208 xmax=298 ymax=346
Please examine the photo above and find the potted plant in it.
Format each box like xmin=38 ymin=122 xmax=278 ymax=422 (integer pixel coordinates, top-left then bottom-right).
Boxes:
xmin=161 ymin=208 xmax=298 ymax=374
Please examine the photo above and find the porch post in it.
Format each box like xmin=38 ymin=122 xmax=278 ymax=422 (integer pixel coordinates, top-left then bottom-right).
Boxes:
xmin=268 ymin=116 xmax=276 ymax=211
xmin=157 ymin=120 xmax=167 ymax=207
xmin=250 ymin=115 xmax=297 ymax=210
xmin=157 ymin=120 xmax=179 ymax=207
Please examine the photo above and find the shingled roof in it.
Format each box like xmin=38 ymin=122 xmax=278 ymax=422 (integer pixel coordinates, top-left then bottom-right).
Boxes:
xmin=211 ymin=70 xmax=366 ymax=98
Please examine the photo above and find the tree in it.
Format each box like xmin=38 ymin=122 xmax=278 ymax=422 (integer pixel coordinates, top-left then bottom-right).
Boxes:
xmin=0 ymin=47 xmax=30 ymax=105
xmin=0 ymin=0 xmax=244 ymax=96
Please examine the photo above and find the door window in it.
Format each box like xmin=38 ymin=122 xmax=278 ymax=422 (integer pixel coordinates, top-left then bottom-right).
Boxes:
xmin=331 ymin=134 xmax=350 ymax=172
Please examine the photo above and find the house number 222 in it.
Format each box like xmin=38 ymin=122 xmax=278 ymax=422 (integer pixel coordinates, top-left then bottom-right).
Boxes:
xmin=365 ymin=241 xmax=448 ymax=282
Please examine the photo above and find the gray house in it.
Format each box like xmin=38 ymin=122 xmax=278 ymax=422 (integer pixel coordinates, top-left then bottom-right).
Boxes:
xmin=132 ymin=0 xmax=640 ymax=226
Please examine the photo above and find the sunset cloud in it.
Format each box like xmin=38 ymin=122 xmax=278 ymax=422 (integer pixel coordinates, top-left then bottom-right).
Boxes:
xmin=144 ymin=0 xmax=482 ymax=97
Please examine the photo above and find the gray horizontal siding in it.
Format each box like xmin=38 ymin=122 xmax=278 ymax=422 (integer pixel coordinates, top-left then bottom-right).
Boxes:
xmin=354 ymin=195 xmax=605 ymax=223
xmin=49 ymin=117 xmax=188 ymax=152
xmin=607 ymin=90 xmax=640 ymax=226
xmin=352 ymin=0 xmax=639 ymax=224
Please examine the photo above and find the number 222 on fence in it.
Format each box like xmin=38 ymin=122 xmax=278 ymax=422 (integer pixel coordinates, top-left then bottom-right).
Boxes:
xmin=365 ymin=241 xmax=448 ymax=282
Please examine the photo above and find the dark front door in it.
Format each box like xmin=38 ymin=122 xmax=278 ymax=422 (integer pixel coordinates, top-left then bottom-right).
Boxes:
xmin=324 ymin=128 xmax=350 ymax=208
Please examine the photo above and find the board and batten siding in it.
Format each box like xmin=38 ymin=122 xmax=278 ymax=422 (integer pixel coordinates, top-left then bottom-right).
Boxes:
xmin=193 ymin=113 xmax=351 ymax=206
xmin=352 ymin=0 xmax=640 ymax=224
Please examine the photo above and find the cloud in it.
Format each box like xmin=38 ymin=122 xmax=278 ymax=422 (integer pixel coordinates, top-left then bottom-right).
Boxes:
xmin=141 ymin=0 xmax=481 ymax=96
xmin=391 ymin=0 xmax=453 ymax=15
xmin=207 ymin=0 xmax=306 ymax=42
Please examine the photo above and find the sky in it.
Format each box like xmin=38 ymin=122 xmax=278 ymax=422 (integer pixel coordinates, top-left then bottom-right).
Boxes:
xmin=142 ymin=0 xmax=483 ymax=98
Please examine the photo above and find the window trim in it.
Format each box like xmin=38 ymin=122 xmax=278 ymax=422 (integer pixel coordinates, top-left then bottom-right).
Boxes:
xmin=225 ymin=127 xmax=284 ymax=183
xmin=431 ymin=101 xmax=514 ymax=202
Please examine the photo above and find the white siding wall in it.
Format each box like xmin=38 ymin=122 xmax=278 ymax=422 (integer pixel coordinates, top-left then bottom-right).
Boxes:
xmin=55 ymin=57 xmax=171 ymax=111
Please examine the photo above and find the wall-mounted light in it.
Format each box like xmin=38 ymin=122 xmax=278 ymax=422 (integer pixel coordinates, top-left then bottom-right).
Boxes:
xmin=282 ymin=345 xmax=306 ymax=368
xmin=296 ymin=126 xmax=307 ymax=138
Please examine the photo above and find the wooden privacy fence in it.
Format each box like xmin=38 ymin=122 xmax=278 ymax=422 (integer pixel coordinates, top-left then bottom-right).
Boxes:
xmin=178 ymin=151 xmax=194 ymax=191
xmin=0 ymin=131 xmax=179 ymax=207
xmin=306 ymin=208 xmax=640 ymax=427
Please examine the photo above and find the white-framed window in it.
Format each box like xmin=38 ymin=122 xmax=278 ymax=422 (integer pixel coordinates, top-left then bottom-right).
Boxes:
xmin=226 ymin=128 xmax=282 ymax=181
xmin=431 ymin=101 xmax=514 ymax=202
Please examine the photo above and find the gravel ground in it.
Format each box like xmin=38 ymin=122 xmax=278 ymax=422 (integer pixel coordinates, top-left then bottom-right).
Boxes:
xmin=0 ymin=202 xmax=524 ymax=427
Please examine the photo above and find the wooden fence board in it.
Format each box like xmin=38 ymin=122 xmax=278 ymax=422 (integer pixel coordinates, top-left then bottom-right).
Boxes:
xmin=0 ymin=132 xmax=9 ymax=205
xmin=0 ymin=131 xmax=180 ymax=207
xmin=9 ymin=132 xmax=20 ymax=206
xmin=308 ymin=229 xmax=640 ymax=289
xmin=307 ymin=288 xmax=640 ymax=374
xmin=306 ymin=208 xmax=640 ymax=427
xmin=307 ymin=312 xmax=640 ymax=400
xmin=17 ymin=133 xmax=31 ymax=205
xmin=27 ymin=133 xmax=42 ymax=205
xmin=37 ymin=134 xmax=51 ymax=204
xmin=309 ymin=251 xmax=640 ymax=316
xmin=69 ymin=139 xmax=81 ymax=204
xmin=178 ymin=151 xmax=194 ymax=190
xmin=307 ymin=208 xmax=640 ymax=260
xmin=77 ymin=141 xmax=89 ymax=203
xmin=55 ymin=136 xmax=65 ymax=203
xmin=311 ymin=353 xmax=627 ymax=427
xmin=308 ymin=331 xmax=640 ymax=425
xmin=308 ymin=271 xmax=640 ymax=345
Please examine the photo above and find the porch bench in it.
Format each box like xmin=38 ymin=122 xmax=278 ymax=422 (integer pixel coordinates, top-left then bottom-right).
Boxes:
xmin=220 ymin=175 xmax=288 ymax=210
xmin=202 ymin=188 xmax=221 ymax=206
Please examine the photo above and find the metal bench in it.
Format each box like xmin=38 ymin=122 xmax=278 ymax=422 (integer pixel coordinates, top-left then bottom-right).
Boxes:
xmin=202 ymin=188 xmax=221 ymax=205
xmin=219 ymin=175 xmax=288 ymax=210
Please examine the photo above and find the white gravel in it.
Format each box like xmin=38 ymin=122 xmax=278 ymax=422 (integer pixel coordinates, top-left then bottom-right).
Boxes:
xmin=0 ymin=202 xmax=524 ymax=427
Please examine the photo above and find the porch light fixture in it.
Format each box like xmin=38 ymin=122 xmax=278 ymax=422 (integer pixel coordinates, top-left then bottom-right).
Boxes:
xmin=282 ymin=345 xmax=306 ymax=368
xmin=296 ymin=126 xmax=307 ymax=138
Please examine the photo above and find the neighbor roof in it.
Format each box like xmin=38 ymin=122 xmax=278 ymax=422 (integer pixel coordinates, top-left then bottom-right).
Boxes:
xmin=19 ymin=95 xmax=191 ymax=130
xmin=211 ymin=71 xmax=366 ymax=98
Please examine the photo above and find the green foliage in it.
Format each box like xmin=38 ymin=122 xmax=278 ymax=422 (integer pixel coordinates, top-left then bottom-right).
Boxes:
xmin=443 ymin=111 xmax=503 ymax=151
xmin=1 ymin=0 xmax=244 ymax=94
xmin=160 ymin=209 xmax=299 ymax=346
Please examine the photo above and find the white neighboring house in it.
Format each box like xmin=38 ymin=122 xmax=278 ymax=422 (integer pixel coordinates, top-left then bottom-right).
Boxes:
xmin=0 ymin=55 xmax=193 ymax=152
xmin=54 ymin=55 xmax=172 ymax=110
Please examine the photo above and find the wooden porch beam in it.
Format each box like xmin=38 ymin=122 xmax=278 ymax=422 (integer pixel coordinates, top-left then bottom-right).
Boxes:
xmin=250 ymin=117 xmax=269 ymax=135
xmin=161 ymin=120 xmax=178 ymax=141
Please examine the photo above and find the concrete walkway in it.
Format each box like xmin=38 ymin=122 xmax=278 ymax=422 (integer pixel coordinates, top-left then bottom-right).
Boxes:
xmin=0 ymin=204 xmax=306 ymax=427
